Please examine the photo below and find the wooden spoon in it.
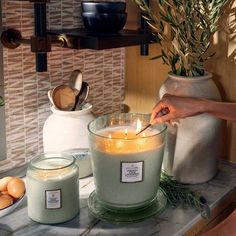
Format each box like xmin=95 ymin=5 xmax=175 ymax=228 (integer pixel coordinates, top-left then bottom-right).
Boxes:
xmin=52 ymin=85 xmax=76 ymax=111
xmin=69 ymin=70 xmax=83 ymax=96
xmin=47 ymin=88 xmax=55 ymax=106
xmin=73 ymin=82 xmax=90 ymax=110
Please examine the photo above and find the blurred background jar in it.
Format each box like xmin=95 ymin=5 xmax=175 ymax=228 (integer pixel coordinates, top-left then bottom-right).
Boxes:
xmin=63 ymin=148 xmax=92 ymax=178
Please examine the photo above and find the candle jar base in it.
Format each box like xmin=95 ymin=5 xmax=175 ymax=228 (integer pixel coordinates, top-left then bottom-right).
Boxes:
xmin=96 ymin=193 xmax=160 ymax=212
xmin=88 ymin=190 xmax=167 ymax=223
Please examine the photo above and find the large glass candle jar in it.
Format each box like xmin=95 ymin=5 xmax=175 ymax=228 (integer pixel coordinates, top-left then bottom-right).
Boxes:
xmin=88 ymin=113 xmax=167 ymax=210
xmin=26 ymin=153 xmax=80 ymax=224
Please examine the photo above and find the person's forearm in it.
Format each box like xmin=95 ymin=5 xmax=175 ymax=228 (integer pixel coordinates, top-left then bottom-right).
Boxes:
xmin=151 ymin=95 xmax=236 ymax=124
xmin=201 ymin=99 xmax=236 ymax=121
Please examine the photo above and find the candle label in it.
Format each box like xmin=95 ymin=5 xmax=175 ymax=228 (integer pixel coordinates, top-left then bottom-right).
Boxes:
xmin=68 ymin=149 xmax=89 ymax=161
xmin=45 ymin=189 xmax=62 ymax=209
xmin=120 ymin=161 xmax=144 ymax=183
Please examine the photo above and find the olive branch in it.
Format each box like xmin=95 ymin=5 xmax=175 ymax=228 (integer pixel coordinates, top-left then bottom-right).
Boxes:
xmin=134 ymin=0 xmax=229 ymax=76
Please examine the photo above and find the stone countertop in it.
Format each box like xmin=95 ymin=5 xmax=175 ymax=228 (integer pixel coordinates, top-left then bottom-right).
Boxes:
xmin=0 ymin=161 xmax=236 ymax=236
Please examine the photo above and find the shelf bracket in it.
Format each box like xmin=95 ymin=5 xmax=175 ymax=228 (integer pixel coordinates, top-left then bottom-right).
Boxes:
xmin=34 ymin=2 xmax=47 ymax=72
xmin=0 ymin=1 xmax=51 ymax=72
xmin=140 ymin=0 xmax=150 ymax=56
xmin=1 ymin=28 xmax=66 ymax=50
xmin=1 ymin=28 xmax=66 ymax=68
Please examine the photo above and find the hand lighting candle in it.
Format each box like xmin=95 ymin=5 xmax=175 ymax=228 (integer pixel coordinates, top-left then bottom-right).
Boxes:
xmin=26 ymin=153 xmax=79 ymax=224
xmin=88 ymin=113 xmax=167 ymax=211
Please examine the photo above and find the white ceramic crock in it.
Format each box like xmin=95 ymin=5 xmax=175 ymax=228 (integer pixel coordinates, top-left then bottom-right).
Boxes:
xmin=43 ymin=104 xmax=94 ymax=178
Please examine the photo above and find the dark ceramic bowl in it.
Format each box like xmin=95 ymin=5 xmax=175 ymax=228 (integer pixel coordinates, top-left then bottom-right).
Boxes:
xmin=82 ymin=12 xmax=127 ymax=33
xmin=81 ymin=1 xmax=126 ymax=13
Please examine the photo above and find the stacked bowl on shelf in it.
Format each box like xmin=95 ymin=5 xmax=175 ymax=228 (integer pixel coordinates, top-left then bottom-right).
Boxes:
xmin=81 ymin=1 xmax=127 ymax=33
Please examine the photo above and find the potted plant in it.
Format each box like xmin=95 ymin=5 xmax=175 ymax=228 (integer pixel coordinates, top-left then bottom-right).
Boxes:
xmin=133 ymin=0 xmax=230 ymax=184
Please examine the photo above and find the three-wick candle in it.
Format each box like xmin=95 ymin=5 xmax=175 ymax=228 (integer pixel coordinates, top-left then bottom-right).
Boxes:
xmin=88 ymin=113 xmax=166 ymax=210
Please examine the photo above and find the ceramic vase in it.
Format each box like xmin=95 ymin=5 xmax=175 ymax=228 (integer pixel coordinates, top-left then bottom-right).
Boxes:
xmin=43 ymin=104 xmax=94 ymax=178
xmin=159 ymin=73 xmax=222 ymax=184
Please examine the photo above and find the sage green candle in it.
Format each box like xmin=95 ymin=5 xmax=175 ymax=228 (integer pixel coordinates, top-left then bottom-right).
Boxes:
xmin=88 ymin=113 xmax=167 ymax=210
xmin=26 ymin=153 xmax=79 ymax=224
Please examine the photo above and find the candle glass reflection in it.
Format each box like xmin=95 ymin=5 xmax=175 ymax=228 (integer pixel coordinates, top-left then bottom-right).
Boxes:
xmin=88 ymin=113 xmax=167 ymax=211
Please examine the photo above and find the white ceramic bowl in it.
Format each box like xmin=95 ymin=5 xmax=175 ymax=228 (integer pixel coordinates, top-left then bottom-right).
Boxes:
xmin=0 ymin=192 xmax=25 ymax=218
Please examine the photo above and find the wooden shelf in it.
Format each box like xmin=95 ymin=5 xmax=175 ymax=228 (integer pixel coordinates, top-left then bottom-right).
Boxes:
xmin=47 ymin=28 xmax=154 ymax=50
xmin=3 ymin=1 xmax=152 ymax=71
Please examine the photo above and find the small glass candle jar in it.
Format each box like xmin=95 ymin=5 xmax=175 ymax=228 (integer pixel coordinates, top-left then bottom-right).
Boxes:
xmin=88 ymin=113 xmax=167 ymax=211
xmin=26 ymin=153 xmax=80 ymax=224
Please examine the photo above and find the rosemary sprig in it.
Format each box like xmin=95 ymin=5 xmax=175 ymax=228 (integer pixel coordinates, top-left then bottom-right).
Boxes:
xmin=160 ymin=172 xmax=210 ymax=219
xmin=0 ymin=96 xmax=4 ymax=107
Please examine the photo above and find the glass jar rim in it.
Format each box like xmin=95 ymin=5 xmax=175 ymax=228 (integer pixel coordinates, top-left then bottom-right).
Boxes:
xmin=29 ymin=153 xmax=76 ymax=171
xmin=88 ymin=113 xmax=167 ymax=140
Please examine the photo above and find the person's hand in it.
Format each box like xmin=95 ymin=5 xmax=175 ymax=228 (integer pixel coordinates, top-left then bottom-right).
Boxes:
xmin=150 ymin=94 xmax=205 ymax=124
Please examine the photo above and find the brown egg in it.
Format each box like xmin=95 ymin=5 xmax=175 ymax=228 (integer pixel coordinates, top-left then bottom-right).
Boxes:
xmin=1 ymin=192 xmax=16 ymax=201
xmin=1 ymin=191 xmax=9 ymax=195
xmin=0 ymin=194 xmax=13 ymax=209
xmin=1 ymin=194 xmax=14 ymax=201
xmin=0 ymin=176 xmax=13 ymax=191
xmin=7 ymin=178 xmax=25 ymax=199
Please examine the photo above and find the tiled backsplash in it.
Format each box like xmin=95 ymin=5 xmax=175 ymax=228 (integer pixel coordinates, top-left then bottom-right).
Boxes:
xmin=1 ymin=0 xmax=125 ymax=171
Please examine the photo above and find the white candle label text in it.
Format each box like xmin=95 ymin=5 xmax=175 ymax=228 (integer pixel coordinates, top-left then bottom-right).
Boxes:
xmin=121 ymin=161 xmax=144 ymax=183
xmin=45 ymin=189 xmax=62 ymax=209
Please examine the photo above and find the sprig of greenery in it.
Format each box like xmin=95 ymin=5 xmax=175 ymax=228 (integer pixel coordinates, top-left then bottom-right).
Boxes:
xmin=160 ymin=172 xmax=210 ymax=219
xmin=0 ymin=96 xmax=4 ymax=107
xmin=133 ymin=0 xmax=229 ymax=77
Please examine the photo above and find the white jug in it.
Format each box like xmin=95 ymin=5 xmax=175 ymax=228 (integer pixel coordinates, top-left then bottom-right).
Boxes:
xmin=43 ymin=104 xmax=94 ymax=178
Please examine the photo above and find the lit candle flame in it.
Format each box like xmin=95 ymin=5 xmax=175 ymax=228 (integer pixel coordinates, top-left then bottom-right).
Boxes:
xmin=136 ymin=118 xmax=142 ymax=133
xmin=108 ymin=134 xmax=112 ymax=139
xmin=125 ymin=129 xmax=128 ymax=139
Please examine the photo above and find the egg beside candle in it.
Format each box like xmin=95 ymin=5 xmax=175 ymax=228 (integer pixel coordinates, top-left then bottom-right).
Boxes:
xmin=0 ymin=195 xmax=14 ymax=209
xmin=0 ymin=176 xmax=13 ymax=191
xmin=7 ymin=178 xmax=25 ymax=199
xmin=0 ymin=176 xmax=25 ymax=210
